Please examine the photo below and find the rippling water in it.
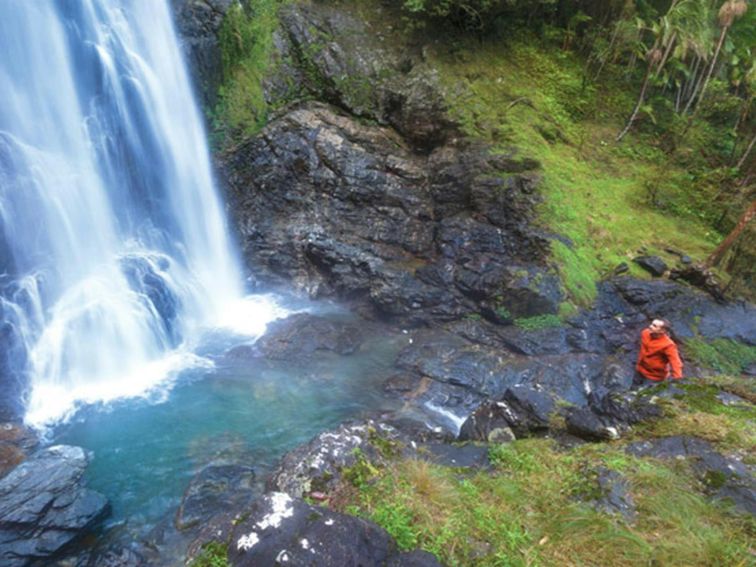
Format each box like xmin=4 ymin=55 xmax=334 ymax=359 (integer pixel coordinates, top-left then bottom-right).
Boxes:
xmin=52 ymin=306 xmax=405 ymax=541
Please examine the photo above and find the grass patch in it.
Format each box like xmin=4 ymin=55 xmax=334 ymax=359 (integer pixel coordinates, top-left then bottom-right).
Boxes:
xmin=188 ymin=542 xmax=229 ymax=567
xmin=684 ymin=338 xmax=756 ymax=375
xmin=212 ymin=0 xmax=288 ymax=145
xmin=343 ymin=438 xmax=754 ymax=565
xmin=430 ymin=38 xmax=718 ymax=306
xmin=513 ymin=313 xmax=562 ymax=331
xmin=631 ymin=382 xmax=756 ymax=451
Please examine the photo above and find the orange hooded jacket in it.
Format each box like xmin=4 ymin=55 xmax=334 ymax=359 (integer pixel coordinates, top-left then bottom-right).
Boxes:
xmin=636 ymin=328 xmax=683 ymax=381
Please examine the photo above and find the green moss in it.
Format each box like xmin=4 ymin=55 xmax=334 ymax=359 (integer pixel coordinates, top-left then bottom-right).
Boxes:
xmin=684 ymin=338 xmax=756 ymax=375
xmin=514 ymin=313 xmax=562 ymax=331
xmin=430 ymin=38 xmax=717 ymax=307
xmin=342 ymin=448 xmax=380 ymax=489
xmin=213 ymin=0 xmax=288 ymax=145
xmin=189 ymin=542 xmax=229 ymax=567
xmin=368 ymin=427 xmax=402 ymax=458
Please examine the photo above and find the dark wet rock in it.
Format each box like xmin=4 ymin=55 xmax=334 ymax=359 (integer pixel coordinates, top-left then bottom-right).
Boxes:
xmin=458 ymin=385 xmax=556 ymax=441
xmin=0 ymin=302 xmax=29 ymax=422
xmin=381 ymin=417 xmax=454 ymax=444
xmin=415 ymin=442 xmax=491 ymax=468
xmin=81 ymin=545 xmax=146 ymax=567
xmin=669 ymin=265 xmax=725 ymax=301
xmin=457 ymin=401 xmax=517 ymax=443
xmin=269 ymin=419 xmax=400 ymax=498
xmin=0 ymin=423 xmax=38 ymax=479
xmin=566 ymin=391 xmax=662 ymax=441
xmin=223 ymin=99 xmax=551 ymax=326
xmin=272 ymin=3 xmax=456 ymax=151
xmin=253 ymin=313 xmax=363 ymax=360
xmin=394 ymin=329 xmax=628 ymax=428
xmin=176 ymin=462 xmax=258 ymax=531
xmin=489 ymin=325 xmax=569 ymax=356
xmin=581 ymin=278 xmax=756 ymax=346
xmin=714 ymin=484 xmax=756 ymax=516
xmin=387 ymin=549 xmax=443 ymax=567
xmin=499 ymin=385 xmax=558 ymax=435
xmin=0 ymin=445 xmax=110 ymax=566
xmin=588 ymin=468 xmax=636 ymax=521
xmin=170 ymin=0 xmax=233 ymax=108
xmin=626 ymin=436 xmax=749 ymax=478
xmin=613 ymin=262 xmax=629 ymax=275
xmin=626 ymin=436 xmax=755 ymax=515
xmin=744 ymin=362 xmax=756 ymax=377
xmin=633 ymin=255 xmax=667 ymax=277
xmin=229 ymin=492 xmax=441 ymax=567
xmin=716 ymin=391 xmax=750 ymax=407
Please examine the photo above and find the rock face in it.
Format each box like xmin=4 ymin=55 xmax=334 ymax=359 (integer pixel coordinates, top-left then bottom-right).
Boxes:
xmin=565 ymin=391 xmax=663 ymax=441
xmin=229 ymin=492 xmax=441 ymax=566
xmin=0 ymin=445 xmax=110 ymax=566
xmin=251 ymin=313 xmax=363 ymax=360
xmin=223 ymin=102 xmax=556 ymax=326
xmin=170 ymin=0 xmax=233 ymax=108
xmin=221 ymin=0 xmax=560 ymax=327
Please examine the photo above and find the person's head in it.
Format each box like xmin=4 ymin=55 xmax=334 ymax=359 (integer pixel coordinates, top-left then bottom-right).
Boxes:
xmin=649 ymin=318 xmax=671 ymax=337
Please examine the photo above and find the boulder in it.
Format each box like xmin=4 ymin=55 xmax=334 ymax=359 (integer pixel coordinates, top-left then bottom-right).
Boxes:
xmin=229 ymin=492 xmax=441 ymax=566
xmin=176 ymin=462 xmax=258 ymax=531
xmin=588 ymin=468 xmax=636 ymax=521
xmin=566 ymin=391 xmax=662 ymax=441
xmin=458 ymin=385 xmax=556 ymax=441
xmin=0 ymin=445 xmax=110 ymax=566
xmin=269 ymin=420 xmax=399 ymax=499
xmin=251 ymin=313 xmax=363 ymax=360
xmin=633 ymin=255 xmax=667 ymax=277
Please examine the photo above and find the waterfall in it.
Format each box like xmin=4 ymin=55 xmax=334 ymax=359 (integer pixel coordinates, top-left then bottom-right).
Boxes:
xmin=0 ymin=0 xmax=259 ymax=426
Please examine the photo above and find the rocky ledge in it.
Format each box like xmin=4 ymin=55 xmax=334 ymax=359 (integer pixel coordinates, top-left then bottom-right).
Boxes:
xmin=0 ymin=445 xmax=110 ymax=566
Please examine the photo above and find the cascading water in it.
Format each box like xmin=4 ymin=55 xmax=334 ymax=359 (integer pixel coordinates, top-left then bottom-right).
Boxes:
xmin=0 ymin=0 xmax=273 ymax=427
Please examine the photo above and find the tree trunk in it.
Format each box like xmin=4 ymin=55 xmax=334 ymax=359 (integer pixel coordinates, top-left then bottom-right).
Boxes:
xmin=656 ymin=31 xmax=677 ymax=75
xmin=682 ymin=55 xmax=701 ymax=106
xmin=617 ymin=66 xmax=652 ymax=141
xmin=690 ymin=25 xmax=728 ymax=117
xmin=705 ymin=200 xmax=756 ymax=268
xmin=736 ymin=133 xmax=756 ymax=170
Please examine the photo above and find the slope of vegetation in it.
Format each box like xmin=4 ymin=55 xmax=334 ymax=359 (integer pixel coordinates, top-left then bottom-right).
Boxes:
xmin=335 ymin=379 xmax=755 ymax=566
xmin=212 ymin=0 xmax=754 ymax=308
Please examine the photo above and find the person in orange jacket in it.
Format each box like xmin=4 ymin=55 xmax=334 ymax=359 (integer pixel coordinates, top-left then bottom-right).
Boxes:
xmin=636 ymin=319 xmax=684 ymax=383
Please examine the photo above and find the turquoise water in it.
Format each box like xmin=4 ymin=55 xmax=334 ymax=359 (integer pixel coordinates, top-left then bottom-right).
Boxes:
xmin=51 ymin=312 xmax=404 ymax=539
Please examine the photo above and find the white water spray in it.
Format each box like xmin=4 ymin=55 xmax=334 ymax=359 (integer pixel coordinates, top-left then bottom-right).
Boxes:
xmin=0 ymin=0 xmax=275 ymax=426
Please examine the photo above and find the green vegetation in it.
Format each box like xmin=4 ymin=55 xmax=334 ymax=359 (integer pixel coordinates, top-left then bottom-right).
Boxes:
xmin=684 ymin=337 xmax=756 ymax=374
xmin=189 ymin=542 xmax=229 ymax=567
xmin=513 ymin=313 xmax=562 ymax=330
xmin=212 ymin=0 xmax=753 ymax=304
xmin=213 ymin=0 xmax=287 ymax=144
xmin=340 ymin=438 xmax=754 ymax=565
xmin=336 ymin=390 xmax=755 ymax=566
xmin=432 ymin=38 xmax=723 ymax=306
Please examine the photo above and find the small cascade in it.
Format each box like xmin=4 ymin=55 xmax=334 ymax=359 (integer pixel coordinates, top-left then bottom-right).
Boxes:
xmin=0 ymin=0 xmax=262 ymax=426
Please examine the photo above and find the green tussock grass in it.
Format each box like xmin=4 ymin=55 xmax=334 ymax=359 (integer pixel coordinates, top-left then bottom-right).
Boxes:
xmin=341 ymin=438 xmax=755 ymax=566
xmin=212 ymin=0 xmax=287 ymax=145
xmin=684 ymin=337 xmax=756 ymax=375
xmin=188 ymin=541 xmax=229 ymax=567
xmin=431 ymin=38 xmax=719 ymax=307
